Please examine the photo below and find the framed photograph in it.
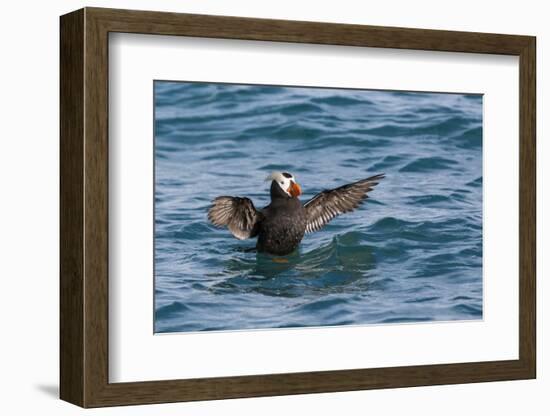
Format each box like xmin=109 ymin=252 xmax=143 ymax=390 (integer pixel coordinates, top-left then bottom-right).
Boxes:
xmin=60 ymin=7 xmax=536 ymax=408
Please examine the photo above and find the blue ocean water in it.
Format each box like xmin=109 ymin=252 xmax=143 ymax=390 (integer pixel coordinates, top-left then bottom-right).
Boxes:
xmin=154 ymin=81 xmax=483 ymax=333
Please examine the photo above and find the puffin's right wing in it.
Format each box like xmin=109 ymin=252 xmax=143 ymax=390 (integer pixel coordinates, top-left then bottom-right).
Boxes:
xmin=304 ymin=174 xmax=384 ymax=233
xmin=208 ymin=196 xmax=262 ymax=240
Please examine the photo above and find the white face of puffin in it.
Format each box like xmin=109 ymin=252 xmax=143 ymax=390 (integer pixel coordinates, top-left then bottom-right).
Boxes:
xmin=266 ymin=171 xmax=302 ymax=198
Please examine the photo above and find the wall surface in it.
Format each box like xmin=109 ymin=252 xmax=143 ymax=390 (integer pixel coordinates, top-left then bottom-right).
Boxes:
xmin=0 ymin=1 xmax=546 ymax=414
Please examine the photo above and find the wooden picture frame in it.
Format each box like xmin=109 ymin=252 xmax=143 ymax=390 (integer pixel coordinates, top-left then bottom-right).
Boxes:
xmin=60 ymin=7 xmax=536 ymax=408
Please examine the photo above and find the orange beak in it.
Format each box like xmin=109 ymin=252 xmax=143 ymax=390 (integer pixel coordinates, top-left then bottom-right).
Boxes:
xmin=288 ymin=181 xmax=302 ymax=198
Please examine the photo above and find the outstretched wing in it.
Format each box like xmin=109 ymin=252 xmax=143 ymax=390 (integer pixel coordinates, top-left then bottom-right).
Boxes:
xmin=207 ymin=196 xmax=262 ymax=240
xmin=304 ymin=174 xmax=384 ymax=233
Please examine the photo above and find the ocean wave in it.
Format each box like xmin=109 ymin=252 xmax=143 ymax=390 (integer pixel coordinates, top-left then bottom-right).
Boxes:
xmin=310 ymin=95 xmax=375 ymax=106
xmin=399 ymin=156 xmax=459 ymax=172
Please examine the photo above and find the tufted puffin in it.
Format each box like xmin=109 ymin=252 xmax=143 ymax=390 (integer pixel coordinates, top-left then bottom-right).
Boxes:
xmin=208 ymin=172 xmax=385 ymax=255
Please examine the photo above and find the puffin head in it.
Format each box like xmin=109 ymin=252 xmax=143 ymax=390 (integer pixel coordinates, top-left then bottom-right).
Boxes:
xmin=266 ymin=171 xmax=302 ymax=198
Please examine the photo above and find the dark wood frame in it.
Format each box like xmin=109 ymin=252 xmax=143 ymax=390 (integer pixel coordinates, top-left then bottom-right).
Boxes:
xmin=60 ymin=7 xmax=536 ymax=408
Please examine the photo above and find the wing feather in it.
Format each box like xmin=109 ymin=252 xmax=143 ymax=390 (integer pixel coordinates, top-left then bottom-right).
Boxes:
xmin=207 ymin=196 xmax=262 ymax=240
xmin=304 ymin=174 xmax=384 ymax=233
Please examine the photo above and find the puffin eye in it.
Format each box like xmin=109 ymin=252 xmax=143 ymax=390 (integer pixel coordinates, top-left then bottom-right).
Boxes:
xmin=280 ymin=181 xmax=284 ymax=185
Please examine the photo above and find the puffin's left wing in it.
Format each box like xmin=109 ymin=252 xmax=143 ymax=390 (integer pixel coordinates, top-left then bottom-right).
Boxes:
xmin=304 ymin=174 xmax=384 ymax=233
xmin=208 ymin=196 xmax=262 ymax=240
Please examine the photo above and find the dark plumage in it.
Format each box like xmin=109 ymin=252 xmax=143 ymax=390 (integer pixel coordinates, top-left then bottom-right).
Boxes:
xmin=303 ymin=175 xmax=385 ymax=233
xmin=208 ymin=172 xmax=384 ymax=255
